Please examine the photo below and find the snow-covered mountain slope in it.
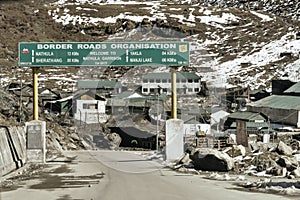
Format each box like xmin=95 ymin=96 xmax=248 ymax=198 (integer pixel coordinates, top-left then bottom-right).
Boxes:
xmin=0 ymin=0 xmax=299 ymax=91
xmin=47 ymin=0 xmax=300 ymax=90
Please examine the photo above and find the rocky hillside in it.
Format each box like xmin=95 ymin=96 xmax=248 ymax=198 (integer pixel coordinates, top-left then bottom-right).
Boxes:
xmin=0 ymin=0 xmax=299 ymax=92
xmin=196 ymin=0 xmax=300 ymax=20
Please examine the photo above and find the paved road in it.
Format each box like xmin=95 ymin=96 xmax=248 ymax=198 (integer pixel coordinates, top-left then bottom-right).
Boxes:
xmin=0 ymin=150 xmax=295 ymax=200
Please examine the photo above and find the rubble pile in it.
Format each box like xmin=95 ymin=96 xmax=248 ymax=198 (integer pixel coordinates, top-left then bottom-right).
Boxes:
xmin=237 ymin=178 xmax=300 ymax=196
xmin=46 ymin=122 xmax=85 ymax=153
xmin=0 ymin=88 xmax=89 ymax=158
xmin=0 ymin=89 xmax=29 ymax=123
xmin=232 ymin=141 xmax=300 ymax=179
xmin=175 ymin=140 xmax=300 ymax=180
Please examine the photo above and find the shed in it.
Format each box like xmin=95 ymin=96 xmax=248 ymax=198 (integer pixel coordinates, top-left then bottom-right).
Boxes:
xmin=45 ymin=96 xmax=73 ymax=114
xmin=227 ymin=121 xmax=270 ymax=135
xmin=39 ymin=88 xmax=61 ymax=105
xmin=224 ymin=111 xmax=269 ymax=131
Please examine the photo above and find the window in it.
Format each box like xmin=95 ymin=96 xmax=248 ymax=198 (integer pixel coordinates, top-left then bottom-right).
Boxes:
xmin=150 ymin=79 xmax=154 ymax=83
xmin=188 ymin=79 xmax=193 ymax=83
xmin=143 ymin=88 xmax=148 ymax=93
xmin=188 ymin=88 xmax=193 ymax=92
xmin=181 ymin=79 xmax=186 ymax=83
xmin=195 ymin=88 xmax=199 ymax=92
xmin=162 ymin=79 xmax=167 ymax=83
xmin=156 ymin=79 xmax=161 ymax=83
xmin=83 ymin=103 xmax=98 ymax=110
xmin=143 ymin=79 xmax=148 ymax=83
xmin=150 ymin=88 xmax=155 ymax=93
xmin=194 ymin=79 xmax=199 ymax=83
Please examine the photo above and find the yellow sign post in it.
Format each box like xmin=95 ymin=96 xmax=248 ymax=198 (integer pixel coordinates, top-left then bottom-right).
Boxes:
xmin=32 ymin=67 xmax=39 ymax=120
xmin=171 ymin=67 xmax=177 ymax=119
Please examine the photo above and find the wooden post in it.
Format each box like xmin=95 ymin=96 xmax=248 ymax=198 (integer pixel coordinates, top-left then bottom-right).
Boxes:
xmin=236 ymin=120 xmax=248 ymax=147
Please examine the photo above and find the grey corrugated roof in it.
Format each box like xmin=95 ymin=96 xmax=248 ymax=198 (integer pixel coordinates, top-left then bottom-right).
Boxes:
xmin=284 ymin=82 xmax=300 ymax=93
xmin=107 ymin=99 xmax=147 ymax=107
xmin=143 ymin=72 xmax=200 ymax=80
xmin=114 ymin=91 xmax=138 ymax=99
xmin=228 ymin=111 xmax=266 ymax=121
xmin=77 ymin=80 xmax=122 ymax=89
xmin=230 ymin=122 xmax=270 ymax=128
xmin=248 ymin=95 xmax=300 ymax=110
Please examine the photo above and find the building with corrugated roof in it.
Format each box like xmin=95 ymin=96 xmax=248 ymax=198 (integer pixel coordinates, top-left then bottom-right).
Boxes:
xmin=248 ymin=95 xmax=300 ymax=128
xmin=224 ymin=111 xmax=270 ymax=134
xmin=141 ymin=72 xmax=201 ymax=95
xmin=283 ymin=82 xmax=300 ymax=96
xmin=76 ymin=80 xmax=122 ymax=96
xmin=73 ymin=89 xmax=108 ymax=124
xmin=73 ymin=80 xmax=118 ymax=124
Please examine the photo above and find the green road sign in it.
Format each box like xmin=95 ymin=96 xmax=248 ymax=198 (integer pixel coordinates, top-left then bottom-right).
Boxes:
xmin=19 ymin=42 xmax=189 ymax=67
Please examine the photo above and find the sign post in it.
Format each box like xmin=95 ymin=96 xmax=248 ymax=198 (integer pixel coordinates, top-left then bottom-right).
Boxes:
xmin=19 ymin=42 xmax=189 ymax=67
xmin=19 ymin=41 xmax=190 ymax=161
xmin=171 ymin=67 xmax=177 ymax=119
xmin=32 ymin=67 xmax=39 ymax=120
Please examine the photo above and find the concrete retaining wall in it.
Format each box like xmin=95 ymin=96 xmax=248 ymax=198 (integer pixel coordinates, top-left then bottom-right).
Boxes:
xmin=0 ymin=126 xmax=26 ymax=177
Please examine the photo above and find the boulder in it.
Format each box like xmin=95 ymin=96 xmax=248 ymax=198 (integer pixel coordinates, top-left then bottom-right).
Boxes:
xmin=257 ymin=142 xmax=277 ymax=152
xmin=276 ymin=156 xmax=298 ymax=171
xmin=292 ymin=168 xmax=300 ymax=178
xmin=290 ymin=139 xmax=300 ymax=151
xmin=178 ymin=153 xmax=191 ymax=165
xmin=108 ymin=132 xmax=122 ymax=147
xmin=70 ymin=133 xmax=80 ymax=141
xmin=191 ymin=148 xmax=234 ymax=172
xmin=232 ymin=145 xmax=246 ymax=157
xmin=277 ymin=141 xmax=293 ymax=156
xmin=267 ymin=165 xmax=283 ymax=176
xmin=67 ymin=143 xmax=77 ymax=150
xmin=250 ymin=142 xmax=260 ymax=153
xmin=176 ymin=153 xmax=194 ymax=168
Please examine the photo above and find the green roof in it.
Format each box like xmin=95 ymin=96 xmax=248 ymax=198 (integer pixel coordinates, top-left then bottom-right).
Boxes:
xmin=107 ymin=99 xmax=147 ymax=107
xmin=249 ymin=95 xmax=300 ymax=110
xmin=228 ymin=111 xmax=266 ymax=121
xmin=77 ymin=80 xmax=122 ymax=89
xmin=230 ymin=122 xmax=270 ymax=129
xmin=143 ymin=72 xmax=200 ymax=80
xmin=284 ymin=82 xmax=300 ymax=93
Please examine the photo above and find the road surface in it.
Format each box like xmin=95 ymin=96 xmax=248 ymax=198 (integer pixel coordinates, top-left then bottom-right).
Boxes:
xmin=0 ymin=150 xmax=295 ymax=200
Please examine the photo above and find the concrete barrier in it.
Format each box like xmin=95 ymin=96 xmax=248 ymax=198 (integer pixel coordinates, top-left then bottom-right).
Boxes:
xmin=0 ymin=127 xmax=16 ymax=176
xmin=0 ymin=126 xmax=26 ymax=177
xmin=8 ymin=126 xmax=26 ymax=167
